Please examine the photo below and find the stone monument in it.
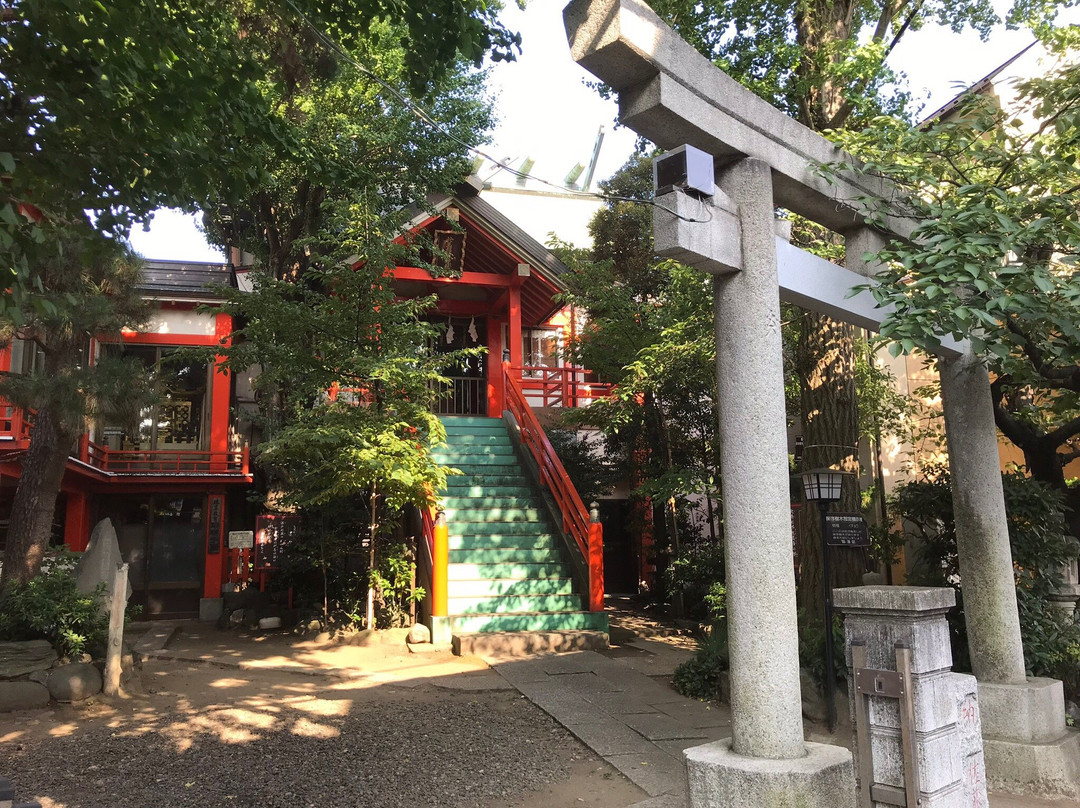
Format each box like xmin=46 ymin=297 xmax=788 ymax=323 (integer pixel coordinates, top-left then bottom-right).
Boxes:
xmin=75 ymin=518 xmax=132 ymax=612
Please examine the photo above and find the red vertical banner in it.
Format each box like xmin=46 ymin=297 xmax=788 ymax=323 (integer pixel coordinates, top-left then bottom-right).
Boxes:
xmin=204 ymin=493 xmax=226 ymax=599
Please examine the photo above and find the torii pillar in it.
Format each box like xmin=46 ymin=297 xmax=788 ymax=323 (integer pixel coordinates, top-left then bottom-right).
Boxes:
xmin=566 ymin=0 xmax=1078 ymax=800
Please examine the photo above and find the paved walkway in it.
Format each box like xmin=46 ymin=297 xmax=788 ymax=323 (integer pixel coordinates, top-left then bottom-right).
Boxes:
xmin=483 ymin=636 xmax=1074 ymax=808
xmin=490 ymin=642 xmax=713 ymax=808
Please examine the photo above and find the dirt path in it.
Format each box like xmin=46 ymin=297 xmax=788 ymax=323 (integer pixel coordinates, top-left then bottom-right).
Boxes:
xmin=1 ymin=641 xmax=646 ymax=808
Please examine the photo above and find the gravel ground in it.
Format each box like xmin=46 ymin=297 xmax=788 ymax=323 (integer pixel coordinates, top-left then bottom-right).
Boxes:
xmin=1 ymin=660 xmax=611 ymax=808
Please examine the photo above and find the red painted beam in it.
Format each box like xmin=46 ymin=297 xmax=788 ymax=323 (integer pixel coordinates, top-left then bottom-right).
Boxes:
xmin=392 ymin=266 xmax=513 ymax=287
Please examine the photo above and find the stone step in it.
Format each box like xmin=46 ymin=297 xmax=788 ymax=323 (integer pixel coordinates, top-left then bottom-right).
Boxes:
xmin=449 ymin=532 xmax=558 ymax=550
xmin=438 ymin=453 xmax=521 ymax=467
xmin=447 ymin=521 xmax=552 ymax=536
xmin=447 ymin=593 xmax=585 ymax=615
xmin=438 ymin=419 xmax=505 ymax=432
xmin=444 ymin=473 xmax=530 ymax=488
xmin=443 ymin=507 xmax=545 ymax=522
xmin=441 ymin=495 xmax=542 ymax=510
xmin=433 ymin=444 xmax=515 ymax=457
xmin=452 ymin=629 xmax=610 ymax=657
xmin=449 ymin=611 xmax=610 ymax=634
xmin=439 ymin=433 xmax=512 ymax=446
xmin=448 ymin=547 xmax=562 ymax=564
xmin=448 ymin=561 xmax=569 ymax=580
xmin=441 ymin=485 xmax=534 ymax=499
xmin=447 ymin=576 xmax=576 ymax=598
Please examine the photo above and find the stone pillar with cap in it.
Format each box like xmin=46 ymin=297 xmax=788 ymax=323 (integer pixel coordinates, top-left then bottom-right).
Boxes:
xmin=834 ymin=586 xmax=988 ymax=808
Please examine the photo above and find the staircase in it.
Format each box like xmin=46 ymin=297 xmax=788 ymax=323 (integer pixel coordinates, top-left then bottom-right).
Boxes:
xmin=433 ymin=416 xmax=608 ymax=642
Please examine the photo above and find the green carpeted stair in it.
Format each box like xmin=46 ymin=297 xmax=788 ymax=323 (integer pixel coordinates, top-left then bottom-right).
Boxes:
xmin=434 ymin=416 xmax=608 ymax=636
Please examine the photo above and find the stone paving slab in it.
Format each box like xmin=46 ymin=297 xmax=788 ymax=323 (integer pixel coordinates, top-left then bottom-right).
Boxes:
xmin=653 ymin=700 xmax=731 ymax=729
xmin=621 ymin=712 xmax=717 ymax=742
xmin=488 ymin=649 xmax=699 ymax=801
xmin=582 ymin=691 xmax=663 ymax=716
xmin=603 ymin=750 xmax=688 ymax=797
xmin=562 ymin=720 xmax=660 ymax=756
xmin=627 ymin=794 xmax=689 ymax=808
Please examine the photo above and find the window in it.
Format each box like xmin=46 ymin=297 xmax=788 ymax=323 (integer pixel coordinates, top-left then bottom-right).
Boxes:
xmin=523 ymin=327 xmax=563 ymax=376
xmin=98 ymin=345 xmax=210 ymax=451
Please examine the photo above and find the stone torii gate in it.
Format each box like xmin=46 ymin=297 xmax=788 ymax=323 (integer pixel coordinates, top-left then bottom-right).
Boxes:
xmin=564 ymin=0 xmax=1078 ymax=802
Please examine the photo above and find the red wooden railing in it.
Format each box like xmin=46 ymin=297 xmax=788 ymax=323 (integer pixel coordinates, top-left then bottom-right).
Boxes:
xmin=82 ymin=442 xmax=250 ymax=474
xmin=516 ymin=366 xmax=613 ymax=408
xmin=504 ymin=363 xmax=604 ymax=612
xmin=0 ymin=403 xmax=32 ymax=443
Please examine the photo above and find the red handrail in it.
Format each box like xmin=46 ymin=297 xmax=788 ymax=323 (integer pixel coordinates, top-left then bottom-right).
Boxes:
xmin=515 ymin=366 xmax=614 ymax=408
xmin=84 ymin=441 xmax=247 ymax=474
xmin=503 ymin=363 xmax=604 ymax=612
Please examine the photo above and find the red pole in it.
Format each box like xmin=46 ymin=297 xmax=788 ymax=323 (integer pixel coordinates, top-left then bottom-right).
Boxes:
xmin=431 ymin=511 xmax=449 ymax=618
xmin=587 ymin=501 xmax=604 ymax=612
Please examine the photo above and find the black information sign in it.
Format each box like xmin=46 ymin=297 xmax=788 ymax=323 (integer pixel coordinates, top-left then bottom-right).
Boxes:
xmin=207 ymin=497 xmax=222 ymax=555
xmin=825 ymin=513 xmax=870 ymax=548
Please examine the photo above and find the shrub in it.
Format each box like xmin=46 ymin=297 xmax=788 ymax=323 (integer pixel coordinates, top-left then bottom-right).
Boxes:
xmin=672 ymin=621 xmax=729 ymax=701
xmin=664 ymin=540 xmax=726 ymax=623
xmin=798 ymin=611 xmax=847 ymax=688
xmin=0 ymin=556 xmax=109 ymax=658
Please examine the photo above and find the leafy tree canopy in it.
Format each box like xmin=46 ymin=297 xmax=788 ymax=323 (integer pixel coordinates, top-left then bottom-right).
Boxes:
xmin=826 ymin=58 xmax=1080 ymax=528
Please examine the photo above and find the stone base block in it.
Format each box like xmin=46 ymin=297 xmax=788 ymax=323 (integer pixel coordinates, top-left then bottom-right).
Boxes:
xmin=199 ymin=597 xmax=223 ymax=623
xmin=430 ymin=616 xmax=452 ymax=645
xmin=983 ymin=727 xmax=1080 ymax=799
xmin=452 ymin=629 xmax=608 ymax=658
xmin=685 ymin=739 xmax=855 ymax=808
xmin=978 ymin=678 xmax=1066 ymax=743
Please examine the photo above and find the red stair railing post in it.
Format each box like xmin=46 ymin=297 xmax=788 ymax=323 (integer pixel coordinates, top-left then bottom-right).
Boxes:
xmin=432 ymin=510 xmax=449 ymax=620
xmin=588 ymin=501 xmax=605 ymax=612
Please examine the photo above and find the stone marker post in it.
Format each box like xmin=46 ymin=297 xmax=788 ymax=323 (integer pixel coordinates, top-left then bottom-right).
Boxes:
xmin=103 ymin=562 xmax=128 ymax=696
xmin=834 ymin=586 xmax=988 ymax=808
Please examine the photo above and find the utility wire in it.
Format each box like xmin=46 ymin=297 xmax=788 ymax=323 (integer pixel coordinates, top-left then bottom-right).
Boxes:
xmin=281 ymin=0 xmax=713 ymax=224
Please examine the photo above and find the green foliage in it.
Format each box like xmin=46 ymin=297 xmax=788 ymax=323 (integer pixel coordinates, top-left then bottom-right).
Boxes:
xmin=824 ymin=67 xmax=1080 ymax=530
xmin=554 ymin=154 xmax=720 ymax=534
xmin=0 ymin=557 xmax=109 ymax=659
xmin=645 ymin=0 xmax=1065 ymax=134
xmin=672 ymin=621 xmax=730 ymax=701
xmin=664 ymin=542 xmax=727 ymax=623
xmin=369 ymin=541 xmax=425 ymax=629
xmin=0 ymin=227 xmax=154 ymax=434
xmin=895 ymin=467 xmax=1080 ymax=681
xmin=798 ymin=611 xmax=848 ymax=687
xmin=545 ymin=427 xmax=620 ymax=506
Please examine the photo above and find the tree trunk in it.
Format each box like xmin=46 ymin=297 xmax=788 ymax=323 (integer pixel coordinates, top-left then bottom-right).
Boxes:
xmin=1022 ymin=439 xmax=1080 ymax=541
xmin=0 ymin=405 xmax=74 ymax=589
xmin=795 ymin=310 xmax=866 ymax=619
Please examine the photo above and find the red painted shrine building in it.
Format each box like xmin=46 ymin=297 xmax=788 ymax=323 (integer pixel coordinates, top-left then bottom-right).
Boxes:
xmin=0 ymin=184 xmax=633 ymax=619
xmin=0 ymin=261 xmax=252 ymax=617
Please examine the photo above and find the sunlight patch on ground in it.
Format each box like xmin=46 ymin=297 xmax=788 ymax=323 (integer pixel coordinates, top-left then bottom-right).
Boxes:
xmin=290 ymin=717 xmax=340 ymax=739
xmin=283 ymin=697 xmax=350 ymax=717
xmin=47 ymin=723 xmax=78 ymax=738
xmin=209 ymin=677 xmax=252 ymax=688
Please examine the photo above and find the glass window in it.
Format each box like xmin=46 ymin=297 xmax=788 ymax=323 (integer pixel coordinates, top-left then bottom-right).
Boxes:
xmin=98 ymin=345 xmax=209 ymax=451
